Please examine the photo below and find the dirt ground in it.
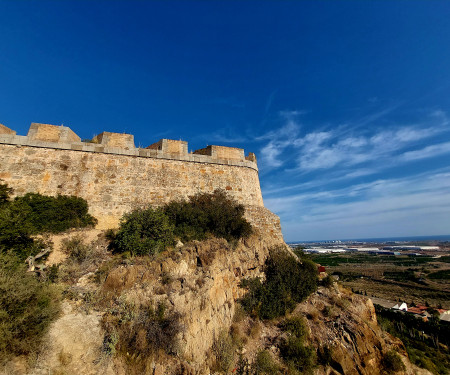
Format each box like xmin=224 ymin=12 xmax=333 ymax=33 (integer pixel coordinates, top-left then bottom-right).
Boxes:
xmin=45 ymin=228 xmax=104 ymax=266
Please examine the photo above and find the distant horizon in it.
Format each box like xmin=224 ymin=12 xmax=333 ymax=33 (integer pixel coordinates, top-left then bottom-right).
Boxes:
xmin=288 ymin=234 xmax=450 ymax=244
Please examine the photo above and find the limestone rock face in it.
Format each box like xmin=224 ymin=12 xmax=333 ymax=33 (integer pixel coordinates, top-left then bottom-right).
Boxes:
xmin=29 ymin=302 xmax=108 ymax=375
xmin=103 ymin=234 xmax=285 ymax=365
xmin=294 ymin=286 xmax=432 ymax=375
xmin=1 ymin=228 xmax=430 ymax=375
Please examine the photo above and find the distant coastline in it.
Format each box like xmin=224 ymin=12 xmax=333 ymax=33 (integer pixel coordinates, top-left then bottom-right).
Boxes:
xmin=289 ymin=234 xmax=450 ymax=244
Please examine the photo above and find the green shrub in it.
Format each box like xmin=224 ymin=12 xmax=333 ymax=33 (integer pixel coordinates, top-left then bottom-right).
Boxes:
xmin=103 ymin=301 xmax=182 ymax=358
xmin=61 ymin=235 xmax=91 ymax=263
xmin=279 ymin=317 xmax=307 ymax=340
xmin=0 ymin=183 xmax=96 ymax=259
xmin=240 ymin=248 xmax=318 ymax=319
xmin=0 ymin=200 xmax=41 ymax=258
xmin=164 ymin=189 xmax=252 ymax=242
xmin=321 ymin=274 xmax=334 ymax=288
xmin=112 ymin=190 xmax=252 ymax=256
xmin=278 ymin=316 xmax=316 ymax=373
xmin=0 ymin=182 xmax=13 ymax=207
xmin=382 ymin=350 xmax=406 ymax=373
xmin=113 ymin=207 xmax=175 ymax=256
xmin=15 ymin=193 xmax=97 ymax=233
xmin=279 ymin=337 xmax=316 ymax=373
xmin=0 ymin=253 xmax=60 ymax=358
xmin=252 ymin=350 xmax=280 ymax=374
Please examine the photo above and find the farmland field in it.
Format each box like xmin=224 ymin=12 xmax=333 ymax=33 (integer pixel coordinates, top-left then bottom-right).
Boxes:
xmin=305 ymin=252 xmax=450 ymax=309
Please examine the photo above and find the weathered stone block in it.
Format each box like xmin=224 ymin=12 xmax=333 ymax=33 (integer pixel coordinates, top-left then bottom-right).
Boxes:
xmin=27 ymin=123 xmax=81 ymax=143
xmin=91 ymin=132 xmax=135 ymax=150
xmin=0 ymin=124 xmax=16 ymax=135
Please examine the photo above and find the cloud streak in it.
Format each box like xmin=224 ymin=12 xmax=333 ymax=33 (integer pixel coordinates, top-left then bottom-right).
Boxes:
xmin=257 ymin=108 xmax=450 ymax=173
xmin=265 ymin=170 xmax=450 ymax=240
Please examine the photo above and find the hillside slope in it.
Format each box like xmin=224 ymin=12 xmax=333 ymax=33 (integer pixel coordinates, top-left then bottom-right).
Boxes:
xmin=2 ymin=229 xmax=430 ymax=375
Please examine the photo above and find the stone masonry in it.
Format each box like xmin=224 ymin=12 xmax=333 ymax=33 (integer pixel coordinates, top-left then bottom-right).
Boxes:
xmin=0 ymin=123 xmax=283 ymax=241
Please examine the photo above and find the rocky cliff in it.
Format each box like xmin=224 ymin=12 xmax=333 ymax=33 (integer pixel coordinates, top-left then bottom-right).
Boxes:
xmin=1 ymin=230 xmax=429 ymax=375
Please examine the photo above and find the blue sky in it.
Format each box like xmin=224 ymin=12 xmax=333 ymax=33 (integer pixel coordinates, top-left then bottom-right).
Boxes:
xmin=1 ymin=1 xmax=450 ymax=241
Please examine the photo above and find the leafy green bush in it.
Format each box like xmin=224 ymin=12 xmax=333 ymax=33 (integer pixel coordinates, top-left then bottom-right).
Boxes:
xmin=112 ymin=190 xmax=252 ymax=256
xmin=113 ymin=207 xmax=175 ymax=256
xmin=0 ymin=183 xmax=97 ymax=258
xmin=253 ymin=350 xmax=281 ymax=374
xmin=240 ymin=248 xmax=318 ymax=319
xmin=0 ymin=200 xmax=38 ymax=258
xmin=0 ymin=182 xmax=13 ymax=207
xmin=0 ymin=253 xmax=60 ymax=358
xmin=15 ymin=193 xmax=97 ymax=233
xmin=321 ymin=274 xmax=334 ymax=288
xmin=382 ymin=350 xmax=406 ymax=373
xmin=279 ymin=316 xmax=307 ymax=340
xmin=164 ymin=189 xmax=252 ymax=242
xmin=278 ymin=316 xmax=316 ymax=373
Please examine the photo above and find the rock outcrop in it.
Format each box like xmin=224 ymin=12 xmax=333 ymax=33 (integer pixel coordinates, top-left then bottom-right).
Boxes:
xmin=1 ymin=229 xmax=429 ymax=375
xmin=102 ymin=234 xmax=285 ymax=365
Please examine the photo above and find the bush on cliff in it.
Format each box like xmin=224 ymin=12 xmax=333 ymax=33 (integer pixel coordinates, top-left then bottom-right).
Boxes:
xmin=278 ymin=316 xmax=316 ymax=373
xmin=0 ymin=182 xmax=13 ymax=207
xmin=0 ymin=253 xmax=60 ymax=359
xmin=102 ymin=300 xmax=182 ymax=359
xmin=0 ymin=183 xmax=97 ymax=258
xmin=163 ymin=189 xmax=252 ymax=242
xmin=112 ymin=190 xmax=252 ymax=256
xmin=15 ymin=193 xmax=97 ymax=233
xmin=113 ymin=207 xmax=175 ymax=256
xmin=239 ymin=247 xmax=318 ymax=319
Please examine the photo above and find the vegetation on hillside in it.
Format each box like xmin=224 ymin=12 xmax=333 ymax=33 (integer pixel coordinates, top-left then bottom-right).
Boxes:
xmin=278 ymin=316 xmax=316 ymax=373
xmin=0 ymin=182 xmax=96 ymax=361
xmin=0 ymin=253 xmax=60 ymax=359
xmin=376 ymin=305 xmax=450 ymax=375
xmin=112 ymin=207 xmax=175 ymax=256
xmin=239 ymin=247 xmax=318 ymax=320
xmin=103 ymin=300 xmax=182 ymax=359
xmin=0 ymin=182 xmax=97 ymax=259
xmin=164 ymin=189 xmax=252 ymax=242
xmin=111 ymin=189 xmax=252 ymax=256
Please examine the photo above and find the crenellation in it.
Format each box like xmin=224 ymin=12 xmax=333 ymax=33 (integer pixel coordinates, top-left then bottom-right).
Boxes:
xmin=193 ymin=145 xmax=246 ymax=161
xmin=245 ymin=152 xmax=257 ymax=163
xmin=0 ymin=124 xmax=16 ymax=135
xmin=147 ymin=139 xmax=188 ymax=155
xmin=91 ymin=131 xmax=135 ymax=150
xmin=0 ymin=122 xmax=272 ymax=232
xmin=27 ymin=123 xmax=81 ymax=143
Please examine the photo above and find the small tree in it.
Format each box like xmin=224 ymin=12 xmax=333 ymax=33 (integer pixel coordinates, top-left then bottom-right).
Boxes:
xmin=239 ymin=247 xmax=318 ymax=319
xmin=164 ymin=189 xmax=252 ymax=242
xmin=113 ymin=207 xmax=175 ymax=256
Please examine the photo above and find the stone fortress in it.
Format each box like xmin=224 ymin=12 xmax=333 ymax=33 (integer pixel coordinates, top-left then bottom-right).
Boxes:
xmin=0 ymin=122 xmax=283 ymax=241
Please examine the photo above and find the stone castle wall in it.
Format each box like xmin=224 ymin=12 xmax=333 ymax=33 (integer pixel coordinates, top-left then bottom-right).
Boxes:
xmin=0 ymin=123 xmax=282 ymax=240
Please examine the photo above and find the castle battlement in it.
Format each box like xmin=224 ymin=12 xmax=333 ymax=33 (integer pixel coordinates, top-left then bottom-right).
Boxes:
xmin=0 ymin=122 xmax=283 ymax=239
xmin=0 ymin=123 xmax=257 ymax=170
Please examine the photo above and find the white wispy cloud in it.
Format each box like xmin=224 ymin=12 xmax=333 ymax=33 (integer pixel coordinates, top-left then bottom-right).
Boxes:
xmin=265 ymin=170 xmax=450 ymax=240
xmin=257 ymin=108 xmax=450 ymax=173
xmin=400 ymin=141 xmax=450 ymax=161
